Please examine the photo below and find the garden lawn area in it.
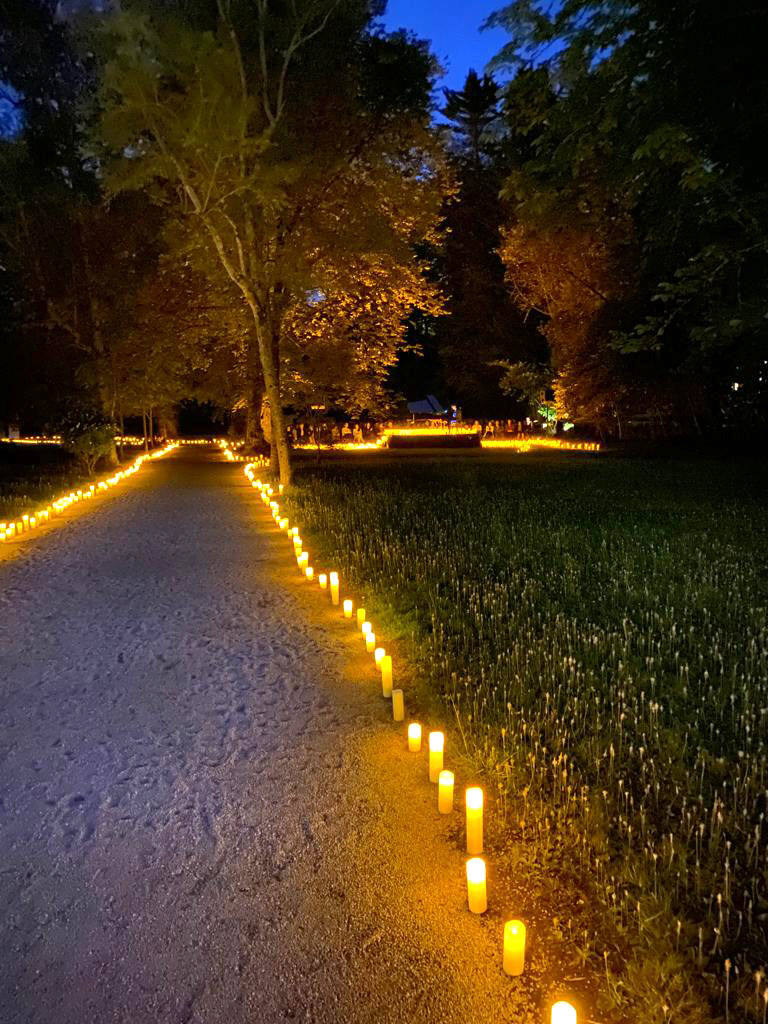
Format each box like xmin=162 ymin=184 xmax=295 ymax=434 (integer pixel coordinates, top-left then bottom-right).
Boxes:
xmin=287 ymin=450 xmax=768 ymax=1023
xmin=0 ymin=442 xmax=144 ymax=522
xmin=0 ymin=443 xmax=85 ymax=522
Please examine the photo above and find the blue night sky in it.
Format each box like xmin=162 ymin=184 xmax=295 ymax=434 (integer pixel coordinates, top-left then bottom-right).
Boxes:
xmin=381 ymin=0 xmax=511 ymax=94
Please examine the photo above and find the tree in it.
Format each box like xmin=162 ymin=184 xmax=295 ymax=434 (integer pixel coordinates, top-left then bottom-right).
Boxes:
xmin=432 ymin=69 xmax=544 ymax=418
xmin=283 ymin=253 xmax=444 ymax=416
xmin=0 ymin=0 xmax=98 ymax=431
xmin=95 ymin=1 xmax=443 ymax=483
xmin=488 ymin=0 xmax=768 ymax=434
xmin=442 ymin=69 xmax=500 ymax=168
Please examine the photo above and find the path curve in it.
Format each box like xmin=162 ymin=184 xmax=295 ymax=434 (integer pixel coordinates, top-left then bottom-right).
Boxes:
xmin=0 ymin=448 xmax=515 ymax=1024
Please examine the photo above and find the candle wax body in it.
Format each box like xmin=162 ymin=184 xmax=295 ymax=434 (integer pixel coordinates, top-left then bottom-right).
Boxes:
xmin=357 ymin=608 xmax=366 ymax=628
xmin=428 ymin=732 xmax=444 ymax=783
xmin=551 ymin=1002 xmax=577 ymax=1024
xmin=365 ymin=633 xmax=376 ymax=653
xmin=466 ymin=858 xmax=487 ymax=914
xmin=343 ymin=600 xmax=353 ymax=618
xmin=438 ymin=770 xmax=454 ymax=813
xmin=392 ymin=689 xmax=404 ymax=722
xmin=380 ymin=656 xmax=393 ymax=698
xmin=503 ymin=920 xmax=526 ymax=976
xmin=330 ymin=584 xmax=339 ymax=606
xmin=407 ymin=723 xmax=422 ymax=752
xmin=466 ymin=788 xmax=484 ymax=854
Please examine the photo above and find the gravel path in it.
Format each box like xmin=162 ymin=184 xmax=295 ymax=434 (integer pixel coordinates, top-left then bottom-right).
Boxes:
xmin=0 ymin=449 xmax=519 ymax=1024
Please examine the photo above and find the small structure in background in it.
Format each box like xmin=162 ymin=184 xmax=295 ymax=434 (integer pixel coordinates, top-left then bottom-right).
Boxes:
xmin=406 ymin=394 xmax=447 ymax=419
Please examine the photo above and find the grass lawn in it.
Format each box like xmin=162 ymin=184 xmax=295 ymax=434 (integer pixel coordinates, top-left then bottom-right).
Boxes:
xmin=286 ymin=449 xmax=768 ymax=1023
xmin=0 ymin=442 xmax=144 ymax=523
xmin=0 ymin=443 xmax=86 ymax=523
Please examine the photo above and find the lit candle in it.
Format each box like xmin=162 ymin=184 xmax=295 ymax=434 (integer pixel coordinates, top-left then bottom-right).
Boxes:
xmin=466 ymin=857 xmax=487 ymax=914
xmin=466 ymin=787 xmax=484 ymax=854
xmin=503 ymin=920 xmax=526 ymax=976
xmin=551 ymin=1002 xmax=577 ymax=1024
xmin=428 ymin=731 xmax=444 ymax=782
xmin=365 ymin=632 xmax=376 ymax=653
xmin=305 ymin=566 xmax=314 ymax=581
xmin=357 ymin=607 xmax=366 ymax=629
xmin=329 ymin=572 xmax=339 ymax=606
xmin=374 ymin=647 xmax=385 ymax=667
xmin=299 ymin=552 xmax=309 ymax=571
xmin=407 ymin=722 xmax=422 ymax=752
xmin=343 ymin=599 xmax=353 ymax=619
xmin=361 ymin=620 xmax=371 ymax=640
xmin=438 ymin=770 xmax=454 ymax=813
xmin=319 ymin=573 xmax=327 ymax=590
xmin=380 ymin=655 xmax=393 ymax=698
xmin=392 ymin=688 xmax=404 ymax=722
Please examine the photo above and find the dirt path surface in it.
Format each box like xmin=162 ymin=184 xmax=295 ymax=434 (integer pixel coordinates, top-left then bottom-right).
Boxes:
xmin=0 ymin=449 xmax=516 ymax=1024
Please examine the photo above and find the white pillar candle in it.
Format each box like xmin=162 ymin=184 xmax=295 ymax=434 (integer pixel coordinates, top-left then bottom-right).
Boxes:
xmin=357 ymin=607 xmax=366 ymax=629
xmin=329 ymin=572 xmax=339 ymax=606
xmin=466 ymin=787 xmax=484 ymax=854
xmin=503 ymin=920 xmax=526 ymax=976
xmin=374 ymin=647 xmax=385 ymax=667
xmin=318 ymin=573 xmax=327 ymax=590
xmin=428 ymin=731 xmax=444 ymax=782
xmin=407 ymin=722 xmax=422 ymax=752
xmin=551 ymin=1003 xmax=577 ymax=1024
xmin=361 ymin=620 xmax=371 ymax=639
xmin=343 ymin=599 xmax=353 ymax=619
xmin=392 ymin=688 xmax=404 ymax=722
xmin=380 ymin=655 xmax=393 ymax=698
xmin=365 ymin=632 xmax=376 ymax=653
xmin=438 ymin=770 xmax=454 ymax=813
xmin=305 ymin=566 xmax=314 ymax=581
xmin=466 ymin=857 xmax=487 ymax=914
xmin=299 ymin=552 xmax=309 ymax=571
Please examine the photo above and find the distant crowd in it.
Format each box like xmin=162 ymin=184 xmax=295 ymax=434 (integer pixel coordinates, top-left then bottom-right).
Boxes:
xmin=286 ymin=417 xmax=541 ymax=446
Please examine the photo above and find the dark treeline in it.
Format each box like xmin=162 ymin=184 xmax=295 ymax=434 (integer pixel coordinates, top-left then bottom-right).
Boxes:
xmin=1 ymin=0 xmax=766 ymax=476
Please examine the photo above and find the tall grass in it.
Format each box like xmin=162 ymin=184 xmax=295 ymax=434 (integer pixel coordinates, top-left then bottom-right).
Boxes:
xmin=287 ymin=453 xmax=768 ymax=1022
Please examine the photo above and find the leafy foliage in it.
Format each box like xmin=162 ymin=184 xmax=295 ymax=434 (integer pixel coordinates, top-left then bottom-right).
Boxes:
xmin=488 ymin=0 xmax=768 ymax=434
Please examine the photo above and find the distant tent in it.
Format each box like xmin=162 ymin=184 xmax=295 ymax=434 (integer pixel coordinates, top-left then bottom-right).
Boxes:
xmin=407 ymin=395 xmax=446 ymax=416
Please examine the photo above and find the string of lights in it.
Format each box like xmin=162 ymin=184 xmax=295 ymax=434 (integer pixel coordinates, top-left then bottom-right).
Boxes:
xmin=1 ymin=443 xmax=178 ymax=545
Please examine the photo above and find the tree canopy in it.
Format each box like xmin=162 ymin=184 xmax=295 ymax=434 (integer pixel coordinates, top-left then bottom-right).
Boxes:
xmin=488 ymin=0 xmax=768 ymax=434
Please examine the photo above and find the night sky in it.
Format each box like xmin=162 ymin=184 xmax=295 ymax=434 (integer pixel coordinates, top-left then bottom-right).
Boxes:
xmin=381 ymin=0 xmax=511 ymax=94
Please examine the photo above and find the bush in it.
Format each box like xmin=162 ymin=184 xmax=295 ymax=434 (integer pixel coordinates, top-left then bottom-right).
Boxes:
xmin=60 ymin=415 xmax=116 ymax=475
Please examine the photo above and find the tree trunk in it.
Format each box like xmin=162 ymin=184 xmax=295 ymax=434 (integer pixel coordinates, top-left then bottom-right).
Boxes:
xmin=143 ymin=410 xmax=149 ymax=452
xmin=247 ymin=305 xmax=292 ymax=485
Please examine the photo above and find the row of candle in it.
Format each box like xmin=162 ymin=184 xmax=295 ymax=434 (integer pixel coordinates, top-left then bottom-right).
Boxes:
xmin=243 ymin=462 xmax=405 ymax=727
xmin=1 ymin=443 xmax=178 ymax=545
xmin=241 ymin=459 xmax=579 ymax=1024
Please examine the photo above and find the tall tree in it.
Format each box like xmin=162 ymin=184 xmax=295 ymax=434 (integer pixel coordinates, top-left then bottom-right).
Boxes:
xmin=434 ymin=69 xmax=544 ymax=418
xmin=96 ymin=1 xmax=443 ymax=483
xmin=442 ymin=68 xmax=500 ymax=168
xmin=488 ymin=0 xmax=768 ymax=435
